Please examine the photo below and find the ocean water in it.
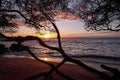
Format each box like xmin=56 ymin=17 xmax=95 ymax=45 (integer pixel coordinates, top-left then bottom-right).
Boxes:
xmin=1 ymin=38 xmax=120 ymax=71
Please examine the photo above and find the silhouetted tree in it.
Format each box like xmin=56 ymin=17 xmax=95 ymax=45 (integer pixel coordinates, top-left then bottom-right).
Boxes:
xmin=0 ymin=0 xmax=120 ymax=80
xmin=72 ymin=0 xmax=120 ymax=31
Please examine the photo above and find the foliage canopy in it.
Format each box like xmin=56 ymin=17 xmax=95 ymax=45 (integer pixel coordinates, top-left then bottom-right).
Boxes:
xmin=0 ymin=0 xmax=70 ymax=33
xmin=72 ymin=0 xmax=120 ymax=31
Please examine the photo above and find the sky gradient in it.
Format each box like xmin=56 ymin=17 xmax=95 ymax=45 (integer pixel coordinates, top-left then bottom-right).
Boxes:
xmin=56 ymin=20 xmax=120 ymax=38
xmin=7 ymin=20 xmax=120 ymax=38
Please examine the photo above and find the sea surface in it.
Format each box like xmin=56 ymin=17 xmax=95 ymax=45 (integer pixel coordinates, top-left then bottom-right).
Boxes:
xmin=1 ymin=37 xmax=120 ymax=71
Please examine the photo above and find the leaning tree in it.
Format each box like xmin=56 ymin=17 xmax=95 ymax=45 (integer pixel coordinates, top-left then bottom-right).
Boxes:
xmin=0 ymin=0 xmax=120 ymax=80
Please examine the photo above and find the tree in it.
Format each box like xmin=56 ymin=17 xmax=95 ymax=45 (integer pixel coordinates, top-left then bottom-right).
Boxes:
xmin=72 ymin=0 xmax=120 ymax=32
xmin=0 ymin=0 xmax=120 ymax=80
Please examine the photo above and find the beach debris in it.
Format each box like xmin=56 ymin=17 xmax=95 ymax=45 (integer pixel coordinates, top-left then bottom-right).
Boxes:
xmin=0 ymin=44 xmax=7 ymax=54
xmin=9 ymin=43 xmax=29 ymax=52
xmin=101 ymin=65 xmax=120 ymax=80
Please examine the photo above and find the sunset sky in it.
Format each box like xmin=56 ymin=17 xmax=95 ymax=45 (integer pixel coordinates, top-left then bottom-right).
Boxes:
xmin=8 ymin=20 xmax=120 ymax=38
xmin=1 ymin=0 xmax=119 ymax=38
xmin=56 ymin=20 xmax=120 ymax=38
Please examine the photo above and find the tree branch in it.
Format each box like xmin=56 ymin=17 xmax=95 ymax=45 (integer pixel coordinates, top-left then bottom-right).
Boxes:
xmin=0 ymin=9 xmax=28 ymax=21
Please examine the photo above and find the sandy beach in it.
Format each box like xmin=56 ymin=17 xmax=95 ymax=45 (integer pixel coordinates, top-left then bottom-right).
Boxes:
xmin=0 ymin=57 xmax=102 ymax=80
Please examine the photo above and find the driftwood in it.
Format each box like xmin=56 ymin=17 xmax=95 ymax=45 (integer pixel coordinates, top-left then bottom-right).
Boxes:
xmin=9 ymin=43 xmax=29 ymax=52
xmin=101 ymin=65 xmax=120 ymax=80
xmin=0 ymin=44 xmax=7 ymax=54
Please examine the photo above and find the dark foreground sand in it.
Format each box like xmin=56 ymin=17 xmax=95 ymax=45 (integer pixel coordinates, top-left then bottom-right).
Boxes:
xmin=0 ymin=57 xmax=102 ymax=80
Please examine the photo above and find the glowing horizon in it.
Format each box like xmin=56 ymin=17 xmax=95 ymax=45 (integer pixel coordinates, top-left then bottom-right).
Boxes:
xmin=4 ymin=20 xmax=120 ymax=38
xmin=40 ymin=31 xmax=57 ymax=38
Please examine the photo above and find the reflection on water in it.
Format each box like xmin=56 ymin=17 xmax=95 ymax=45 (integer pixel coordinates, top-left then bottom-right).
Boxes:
xmin=43 ymin=38 xmax=51 ymax=42
xmin=40 ymin=57 xmax=63 ymax=62
xmin=43 ymin=47 xmax=49 ymax=53
xmin=1 ymin=38 xmax=120 ymax=71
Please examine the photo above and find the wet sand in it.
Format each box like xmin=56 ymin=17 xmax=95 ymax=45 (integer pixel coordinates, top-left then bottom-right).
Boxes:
xmin=0 ymin=57 xmax=102 ymax=80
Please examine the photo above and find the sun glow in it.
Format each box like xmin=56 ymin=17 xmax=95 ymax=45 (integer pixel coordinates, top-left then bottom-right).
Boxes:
xmin=43 ymin=32 xmax=52 ymax=38
xmin=40 ymin=31 xmax=57 ymax=38
xmin=44 ymin=57 xmax=48 ymax=61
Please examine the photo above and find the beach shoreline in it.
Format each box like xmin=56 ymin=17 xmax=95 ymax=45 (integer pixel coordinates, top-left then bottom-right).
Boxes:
xmin=0 ymin=57 xmax=103 ymax=80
